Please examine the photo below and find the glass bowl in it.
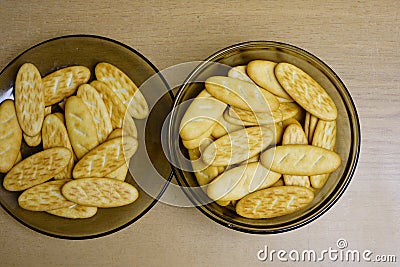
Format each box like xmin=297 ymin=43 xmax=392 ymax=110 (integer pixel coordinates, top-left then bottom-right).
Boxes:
xmin=0 ymin=35 xmax=173 ymax=239
xmin=168 ymin=41 xmax=360 ymax=234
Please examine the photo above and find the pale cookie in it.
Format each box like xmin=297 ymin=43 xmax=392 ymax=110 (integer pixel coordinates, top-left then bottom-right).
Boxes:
xmin=62 ymin=178 xmax=139 ymax=208
xmin=23 ymin=132 xmax=41 ymax=147
xmin=275 ymin=62 xmax=337 ymax=120
xmin=227 ymin=65 xmax=253 ymax=83
xmin=207 ymin=162 xmax=281 ymax=201
xmin=188 ymin=139 xmax=219 ymax=186
xmin=247 ymin=60 xmax=292 ymax=99
xmin=229 ymin=106 xmax=282 ymax=125
xmin=3 ymin=147 xmax=72 ymax=191
xmin=205 ymin=76 xmax=279 ymax=112
xmin=105 ymin=129 xmax=129 ymax=181
xmin=14 ymin=63 xmax=44 ymax=136
xmin=73 ymin=136 xmax=138 ymax=178
xmin=223 ymin=107 xmax=260 ymax=126
xmin=65 ymin=96 xmax=99 ymax=159
xmin=42 ymin=66 xmax=90 ymax=106
xmin=0 ymin=100 xmax=22 ymax=173
xmin=308 ymin=114 xmax=319 ymax=144
xmin=77 ymin=84 xmax=113 ymax=143
xmin=95 ymin=62 xmax=149 ymax=119
xmin=202 ymin=126 xmax=273 ymax=166
xmin=180 ymin=91 xmax=226 ymax=140
xmin=18 ymin=180 xmax=74 ymax=211
xmin=47 ymin=204 xmax=98 ymax=219
xmin=310 ymin=120 xmax=337 ymax=188
xmin=182 ymin=124 xmax=215 ymax=149
xmin=14 ymin=152 xmax=22 ymax=165
xmin=42 ymin=114 xmax=75 ymax=179
xmin=236 ymin=186 xmax=314 ymax=219
xmin=282 ymin=124 xmax=311 ymax=188
xmin=260 ymin=144 xmax=341 ymax=176
xmin=211 ymin=112 xmax=244 ymax=139
xmin=216 ymin=200 xmax=231 ymax=206
xmin=276 ymin=96 xmax=294 ymax=103
xmin=91 ymin=80 xmax=136 ymax=136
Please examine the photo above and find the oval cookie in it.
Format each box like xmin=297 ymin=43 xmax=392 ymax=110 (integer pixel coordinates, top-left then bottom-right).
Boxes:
xmin=42 ymin=114 xmax=75 ymax=179
xmin=77 ymin=84 xmax=113 ymax=143
xmin=205 ymin=76 xmax=279 ymax=112
xmin=65 ymin=96 xmax=99 ymax=159
xmin=180 ymin=91 xmax=227 ymax=140
xmin=275 ymin=63 xmax=337 ymax=120
xmin=236 ymin=186 xmax=314 ymax=219
xmin=14 ymin=63 xmax=44 ymax=136
xmin=95 ymin=62 xmax=149 ymax=119
xmin=247 ymin=60 xmax=292 ymax=99
xmin=0 ymin=100 xmax=22 ymax=173
xmin=260 ymin=144 xmax=341 ymax=176
xmin=72 ymin=136 xmax=138 ymax=178
xmin=207 ymin=162 xmax=281 ymax=201
xmin=18 ymin=180 xmax=74 ymax=211
xmin=227 ymin=65 xmax=253 ymax=83
xmin=42 ymin=66 xmax=91 ymax=106
xmin=282 ymin=124 xmax=311 ymax=188
xmin=202 ymin=126 xmax=273 ymax=166
xmin=3 ymin=147 xmax=72 ymax=191
xmin=62 ymin=178 xmax=139 ymax=208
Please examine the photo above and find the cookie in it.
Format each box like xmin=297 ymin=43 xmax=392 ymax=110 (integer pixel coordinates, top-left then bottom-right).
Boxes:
xmin=202 ymin=126 xmax=273 ymax=166
xmin=205 ymin=76 xmax=279 ymax=112
xmin=188 ymin=141 xmax=220 ymax=186
xmin=72 ymin=136 xmax=138 ymax=178
xmin=275 ymin=62 xmax=337 ymax=120
xmin=236 ymin=186 xmax=314 ymax=219
xmin=279 ymin=102 xmax=302 ymax=121
xmin=105 ymin=129 xmax=129 ymax=181
xmin=260 ymin=144 xmax=341 ymax=176
xmin=247 ymin=60 xmax=292 ymax=99
xmin=282 ymin=118 xmax=302 ymax=129
xmin=282 ymin=124 xmax=311 ymax=188
xmin=304 ymin=111 xmax=311 ymax=139
xmin=47 ymin=204 xmax=98 ymax=219
xmin=14 ymin=63 xmax=44 ymax=137
xmin=3 ymin=147 xmax=72 ymax=191
xmin=42 ymin=114 xmax=75 ymax=179
xmin=23 ymin=132 xmax=41 ymax=147
xmin=95 ymin=62 xmax=149 ymax=119
xmin=310 ymin=120 xmax=337 ymax=188
xmin=14 ymin=152 xmax=22 ymax=166
xmin=53 ymin=112 xmax=65 ymax=123
xmin=0 ymin=100 xmax=22 ymax=173
xmin=308 ymin=114 xmax=319 ymax=144
xmin=18 ymin=180 xmax=74 ymax=211
xmin=223 ymin=107 xmax=260 ymax=126
xmin=65 ymin=96 xmax=99 ymax=159
xmin=227 ymin=65 xmax=253 ymax=83
xmin=62 ymin=178 xmax=139 ymax=208
xmin=77 ymin=84 xmax=113 ymax=143
xmin=229 ymin=106 xmax=282 ymax=125
xmin=180 ymin=91 xmax=226 ymax=140
xmin=42 ymin=66 xmax=91 ymax=106
xmin=207 ymin=162 xmax=281 ymax=201
xmin=90 ymin=80 xmax=137 ymax=138
xmin=182 ymin=124 xmax=215 ymax=149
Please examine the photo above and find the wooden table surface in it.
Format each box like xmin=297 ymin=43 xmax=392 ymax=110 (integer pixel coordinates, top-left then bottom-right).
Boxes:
xmin=0 ymin=1 xmax=399 ymax=266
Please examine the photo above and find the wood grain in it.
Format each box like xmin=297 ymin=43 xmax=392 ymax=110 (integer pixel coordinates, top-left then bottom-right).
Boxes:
xmin=0 ymin=0 xmax=399 ymax=266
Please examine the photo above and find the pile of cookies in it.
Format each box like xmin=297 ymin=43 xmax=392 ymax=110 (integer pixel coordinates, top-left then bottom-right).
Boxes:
xmin=180 ymin=60 xmax=341 ymax=219
xmin=0 ymin=62 xmax=148 ymax=219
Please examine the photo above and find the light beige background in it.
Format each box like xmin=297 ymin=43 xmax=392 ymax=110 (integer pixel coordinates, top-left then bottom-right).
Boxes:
xmin=0 ymin=1 xmax=399 ymax=266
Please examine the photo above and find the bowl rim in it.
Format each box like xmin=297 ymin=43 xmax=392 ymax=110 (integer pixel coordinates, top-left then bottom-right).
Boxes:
xmin=0 ymin=34 xmax=174 ymax=240
xmin=169 ymin=40 xmax=361 ymax=234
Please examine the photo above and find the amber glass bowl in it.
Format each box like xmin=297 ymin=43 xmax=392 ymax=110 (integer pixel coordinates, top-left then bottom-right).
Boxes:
xmin=0 ymin=35 xmax=173 ymax=239
xmin=169 ymin=41 xmax=360 ymax=234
